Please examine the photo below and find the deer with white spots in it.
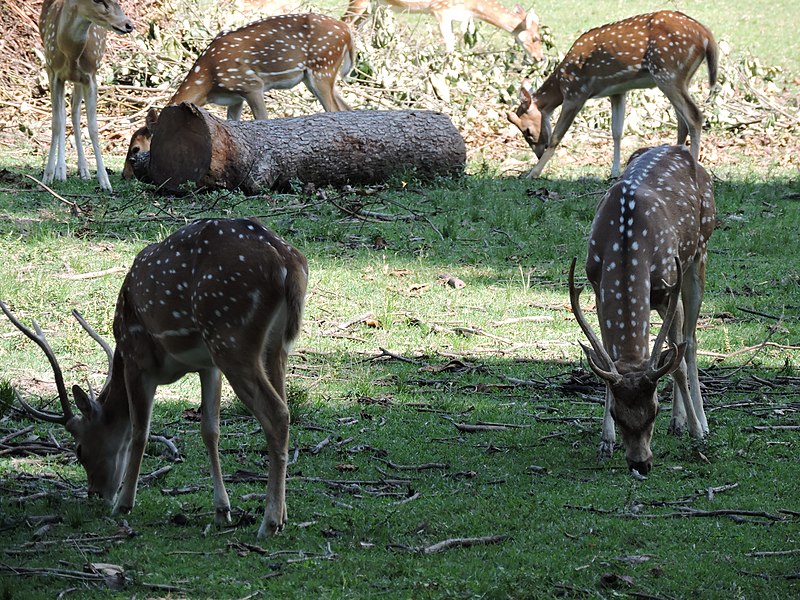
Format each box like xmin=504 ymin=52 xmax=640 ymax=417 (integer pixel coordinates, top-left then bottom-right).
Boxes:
xmin=568 ymin=145 xmax=715 ymax=475
xmin=1 ymin=218 xmax=308 ymax=538
xmin=342 ymin=0 xmax=543 ymax=59
xmin=123 ymin=13 xmax=354 ymax=179
xmin=40 ymin=0 xmax=134 ymax=192
xmin=507 ymin=11 xmax=718 ymax=178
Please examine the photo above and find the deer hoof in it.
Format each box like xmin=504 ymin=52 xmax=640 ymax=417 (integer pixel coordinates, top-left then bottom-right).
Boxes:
xmin=598 ymin=440 xmax=614 ymax=461
xmin=668 ymin=420 xmax=686 ymax=436
xmin=257 ymin=516 xmax=285 ymax=539
xmin=215 ymin=507 xmax=232 ymax=526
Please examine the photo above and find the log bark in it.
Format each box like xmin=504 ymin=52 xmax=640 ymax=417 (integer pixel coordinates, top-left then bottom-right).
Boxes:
xmin=137 ymin=104 xmax=466 ymax=194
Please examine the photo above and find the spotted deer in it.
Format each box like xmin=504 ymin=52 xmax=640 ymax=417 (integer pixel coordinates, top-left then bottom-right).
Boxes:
xmin=123 ymin=13 xmax=354 ymax=179
xmin=568 ymin=145 xmax=715 ymax=474
xmin=40 ymin=0 xmax=134 ymax=192
xmin=342 ymin=0 xmax=543 ymax=59
xmin=507 ymin=11 xmax=718 ymax=178
xmin=1 ymin=218 xmax=308 ymax=538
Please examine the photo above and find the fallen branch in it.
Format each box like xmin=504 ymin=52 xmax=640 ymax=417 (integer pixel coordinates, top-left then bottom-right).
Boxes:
xmin=423 ymin=535 xmax=509 ymax=554
xmin=375 ymin=457 xmax=449 ymax=471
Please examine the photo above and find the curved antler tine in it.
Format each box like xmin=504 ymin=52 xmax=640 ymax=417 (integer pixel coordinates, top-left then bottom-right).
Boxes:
xmin=14 ymin=388 xmax=70 ymax=425
xmin=649 ymin=257 xmax=684 ymax=370
xmin=0 ymin=300 xmax=74 ymax=422
xmin=72 ymin=309 xmax=114 ymax=383
xmin=568 ymin=258 xmax=618 ymax=374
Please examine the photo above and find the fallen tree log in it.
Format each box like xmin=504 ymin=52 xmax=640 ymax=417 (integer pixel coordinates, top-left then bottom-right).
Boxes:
xmin=133 ymin=104 xmax=466 ymax=194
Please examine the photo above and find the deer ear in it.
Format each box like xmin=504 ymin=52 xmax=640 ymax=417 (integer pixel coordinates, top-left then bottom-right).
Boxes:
xmin=581 ymin=343 xmax=623 ymax=386
xmin=72 ymin=385 xmax=99 ymax=419
xmin=652 ymin=342 xmax=687 ymax=379
xmin=145 ymin=108 xmax=160 ymax=132
xmin=526 ymin=10 xmax=539 ymax=26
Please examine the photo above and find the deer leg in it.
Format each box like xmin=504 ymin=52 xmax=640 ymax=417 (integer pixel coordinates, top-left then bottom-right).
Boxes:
xmin=71 ymin=84 xmax=89 ymax=180
xmin=609 ymin=94 xmax=626 ymax=177
xmin=526 ymin=103 xmax=581 ymax=178
xmin=241 ymin=91 xmax=268 ymax=121
xmin=304 ymin=75 xmax=349 ymax=113
xmin=660 ymin=84 xmax=703 ymax=160
xmin=199 ymin=367 xmax=231 ymax=525
xmin=599 ymin=386 xmax=616 ymax=460
xmin=113 ymin=371 xmax=157 ymax=515
xmin=434 ymin=14 xmax=457 ymax=53
xmin=226 ymin=99 xmax=247 ymax=121
xmin=44 ymin=76 xmax=67 ymax=184
xmin=680 ymin=259 xmax=708 ymax=436
xmin=222 ymin=362 xmax=289 ymax=538
xmin=84 ymin=78 xmax=112 ymax=192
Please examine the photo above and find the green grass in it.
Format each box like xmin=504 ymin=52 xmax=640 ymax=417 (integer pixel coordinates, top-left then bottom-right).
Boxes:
xmin=1 ymin=1 xmax=799 ymax=597
xmin=0 ymin=153 xmax=798 ymax=598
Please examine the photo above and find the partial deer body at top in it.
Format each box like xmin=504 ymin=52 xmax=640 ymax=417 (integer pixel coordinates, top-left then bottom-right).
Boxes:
xmin=569 ymin=145 xmax=715 ymax=474
xmin=1 ymin=218 xmax=308 ymax=538
xmin=123 ymin=13 xmax=354 ymax=179
xmin=40 ymin=0 xmax=134 ymax=192
xmin=342 ymin=0 xmax=543 ymax=60
xmin=507 ymin=11 xmax=717 ymax=178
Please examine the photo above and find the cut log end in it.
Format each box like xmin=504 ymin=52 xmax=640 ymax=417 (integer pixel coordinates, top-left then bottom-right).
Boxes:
xmin=148 ymin=103 xmax=214 ymax=193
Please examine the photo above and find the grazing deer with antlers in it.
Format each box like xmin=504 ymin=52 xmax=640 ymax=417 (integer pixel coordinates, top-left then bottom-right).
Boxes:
xmin=342 ymin=0 xmax=543 ymax=59
xmin=507 ymin=11 xmax=718 ymax=178
xmin=568 ymin=145 xmax=715 ymax=474
xmin=122 ymin=13 xmax=355 ymax=179
xmin=1 ymin=218 xmax=308 ymax=538
xmin=40 ymin=0 xmax=134 ymax=192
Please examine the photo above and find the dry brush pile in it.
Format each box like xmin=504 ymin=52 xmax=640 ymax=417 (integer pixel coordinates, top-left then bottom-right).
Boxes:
xmin=0 ymin=0 xmax=798 ymax=168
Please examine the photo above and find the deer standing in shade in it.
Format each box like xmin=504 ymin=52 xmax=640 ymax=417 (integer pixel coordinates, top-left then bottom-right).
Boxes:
xmin=1 ymin=218 xmax=308 ymax=538
xmin=569 ymin=145 xmax=715 ymax=474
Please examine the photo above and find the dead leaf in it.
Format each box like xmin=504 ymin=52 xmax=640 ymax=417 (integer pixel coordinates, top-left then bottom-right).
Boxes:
xmin=437 ymin=273 xmax=466 ymax=289
xmin=335 ymin=463 xmax=358 ymax=472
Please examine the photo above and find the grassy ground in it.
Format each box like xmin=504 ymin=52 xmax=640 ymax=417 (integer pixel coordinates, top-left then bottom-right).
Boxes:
xmin=1 ymin=1 xmax=799 ymax=598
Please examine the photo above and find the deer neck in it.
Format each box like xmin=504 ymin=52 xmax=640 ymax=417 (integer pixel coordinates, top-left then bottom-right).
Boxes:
xmin=466 ymin=2 xmax=521 ymax=33
xmin=44 ymin=1 xmax=106 ymax=79
xmin=533 ymin=73 xmax=564 ymax=112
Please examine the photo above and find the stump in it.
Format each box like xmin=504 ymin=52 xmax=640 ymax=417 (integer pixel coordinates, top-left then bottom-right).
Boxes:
xmin=136 ymin=104 xmax=466 ymax=194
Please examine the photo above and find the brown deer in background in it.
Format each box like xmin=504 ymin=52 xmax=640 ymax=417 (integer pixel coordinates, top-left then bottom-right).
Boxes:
xmin=1 ymin=218 xmax=308 ymax=538
xmin=569 ymin=145 xmax=715 ymax=474
xmin=342 ymin=0 xmax=544 ymax=60
xmin=507 ymin=11 xmax=718 ymax=178
xmin=40 ymin=0 xmax=134 ymax=192
xmin=123 ymin=13 xmax=354 ymax=179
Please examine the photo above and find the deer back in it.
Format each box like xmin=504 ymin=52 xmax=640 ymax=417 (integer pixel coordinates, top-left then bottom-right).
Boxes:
xmin=170 ymin=13 xmax=354 ymax=106
xmin=586 ymin=145 xmax=714 ymax=362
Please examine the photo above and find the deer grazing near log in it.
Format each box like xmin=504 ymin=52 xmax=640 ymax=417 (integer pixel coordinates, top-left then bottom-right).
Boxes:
xmin=507 ymin=11 xmax=717 ymax=178
xmin=568 ymin=145 xmax=715 ymax=474
xmin=342 ymin=0 xmax=543 ymax=60
xmin=40 ymin=0 xmax=134 ymax=192
xmin=1 ymin=218 xmax=308 ymax=538
xmin=122 ymin=13 xmax=354 ymax=179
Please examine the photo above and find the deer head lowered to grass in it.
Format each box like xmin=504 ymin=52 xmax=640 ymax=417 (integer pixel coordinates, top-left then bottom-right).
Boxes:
xmin=1 ymin=218 xmax=308 ymax=538
xmin=122 ymin=13 xmax=355 ymax=179
xmin=507 ymin=11 xmax=718 ymax=178
xmin=342 ymin=0 xmax=544 ymax=60
xmin=568 ymin=145 xmax=715 ymax=474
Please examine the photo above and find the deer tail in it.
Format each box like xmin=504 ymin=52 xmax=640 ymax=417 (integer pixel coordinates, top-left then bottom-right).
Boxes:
xmin=284 ymin=263 xmax=308 ymax=347
xmin=704 ymin=32 xmax=719 ymax=90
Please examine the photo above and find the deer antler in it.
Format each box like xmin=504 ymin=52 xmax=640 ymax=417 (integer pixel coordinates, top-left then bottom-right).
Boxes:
xmin=0 ymin=300 xmax=74 ymax=424
xmin=646 ymin=257 xmax=685 ymax=381
xmin=568 ymin=258 xmax=622 ymax=384
xmin=72 ymin=309 xmax=114 ymax=388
